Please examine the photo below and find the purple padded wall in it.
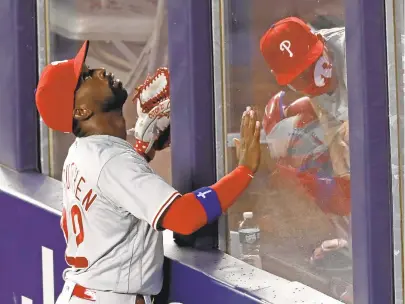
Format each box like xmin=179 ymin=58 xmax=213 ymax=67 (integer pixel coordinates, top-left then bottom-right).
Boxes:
xmin=0 ymin=0 xmax=39 ymax=171
xmin=0 ymin=192 xmax=66 ymax=303
xmin=167 ymin=0 xmax=219 ymax=249
xmin=167 ymin=0 xmax=216 ymax=192
xmin=345 ymin=0 xmax=394 ymax=302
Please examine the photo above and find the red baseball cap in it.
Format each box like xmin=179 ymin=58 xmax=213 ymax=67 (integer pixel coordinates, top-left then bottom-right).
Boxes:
xmin=35 ymin=40 xmax=89 ymax=133
xmin=260 ymin=17 xmax=324 ymax=85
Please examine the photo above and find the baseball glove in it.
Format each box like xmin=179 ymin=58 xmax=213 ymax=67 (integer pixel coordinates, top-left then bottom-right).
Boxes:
xmin=128 ymin=67 xmax=171 ymax=156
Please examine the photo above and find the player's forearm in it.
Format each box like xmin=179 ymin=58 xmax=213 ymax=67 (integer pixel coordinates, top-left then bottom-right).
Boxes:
xmin=160 ymin=166 xmax=253 ymax=235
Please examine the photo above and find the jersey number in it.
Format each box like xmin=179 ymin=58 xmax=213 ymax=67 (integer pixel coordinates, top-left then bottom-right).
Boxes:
xmin=61 ymin=206 xmax=89 ymax=268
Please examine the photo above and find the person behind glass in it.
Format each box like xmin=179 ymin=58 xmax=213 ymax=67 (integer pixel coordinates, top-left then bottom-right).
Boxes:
xmin=35 ymin=40 xmax=261 ymax=304
xmin=259 ymin=17 xmax=352 ymax=303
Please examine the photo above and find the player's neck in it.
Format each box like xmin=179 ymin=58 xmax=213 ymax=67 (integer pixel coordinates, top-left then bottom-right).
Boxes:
xmin=81 ymin=111 xmax=127 ymax=140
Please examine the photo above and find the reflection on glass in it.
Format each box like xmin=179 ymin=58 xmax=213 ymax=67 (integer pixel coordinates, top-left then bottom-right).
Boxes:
xmin=222 ymin=0 xmax=351 ymax=302
xmin=45 ymin=0 xmax=170 ymax=181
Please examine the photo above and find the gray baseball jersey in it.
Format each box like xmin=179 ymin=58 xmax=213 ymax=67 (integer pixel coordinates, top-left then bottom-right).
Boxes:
xmin=61 ymin=135 xmax=180 ymax=295
xmin=312 ymin=27 xmax=347 ymax=122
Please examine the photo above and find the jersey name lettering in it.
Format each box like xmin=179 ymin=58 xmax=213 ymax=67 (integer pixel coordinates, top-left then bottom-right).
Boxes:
xmin=64 ymin=162 xmax=97 ymax=212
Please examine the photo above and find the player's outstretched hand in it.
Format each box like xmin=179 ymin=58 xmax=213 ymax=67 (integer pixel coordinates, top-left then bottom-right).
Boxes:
xmin=233 ymin=106 xmax=261 ymax=173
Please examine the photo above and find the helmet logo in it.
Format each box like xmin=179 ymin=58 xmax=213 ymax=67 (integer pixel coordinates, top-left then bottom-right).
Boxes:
xmin=280 ymin=40 xmax=293 ymax=57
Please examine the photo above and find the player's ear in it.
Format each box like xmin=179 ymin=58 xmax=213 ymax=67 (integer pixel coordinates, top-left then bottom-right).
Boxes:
xmin=73 ymin=106 xmax=92 ymax=121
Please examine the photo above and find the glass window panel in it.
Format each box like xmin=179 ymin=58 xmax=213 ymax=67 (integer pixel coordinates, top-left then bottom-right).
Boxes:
xmin=220 ymin=0 xmax=352 ymax=302
xmin=43 ymin=0 xmax=170 ymax=181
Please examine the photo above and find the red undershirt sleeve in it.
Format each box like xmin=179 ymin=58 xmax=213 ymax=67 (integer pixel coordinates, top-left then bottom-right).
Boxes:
xmin=159 ymin=166 xmax=253 ymax=235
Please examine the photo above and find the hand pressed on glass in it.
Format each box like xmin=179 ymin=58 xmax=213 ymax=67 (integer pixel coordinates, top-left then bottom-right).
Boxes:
xmin=233 ymin=107 xmax=261 ymax=173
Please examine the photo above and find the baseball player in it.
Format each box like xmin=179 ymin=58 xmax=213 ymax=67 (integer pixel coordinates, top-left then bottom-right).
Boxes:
xmin=35 ymin=40 xmax=261 ymax=304
xmin=259 ymin=18 xmax=352 ymax=302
